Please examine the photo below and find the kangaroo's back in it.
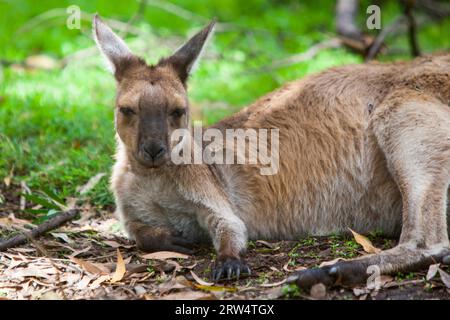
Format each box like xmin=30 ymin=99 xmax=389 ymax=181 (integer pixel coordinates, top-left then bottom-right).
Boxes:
xmin=212 ymin=54 xmax=450 ymax=240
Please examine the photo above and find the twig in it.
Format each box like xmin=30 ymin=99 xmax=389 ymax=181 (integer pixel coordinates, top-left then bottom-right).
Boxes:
xmin=143 ymin=0 xmax=209 ymax=23
xmin=416 ymin=0 xmax=450 ymax=20
xmin=119 ymin=0 xmax=148 ymax=38
xmin=365 ymin=15 xmax=406 ymax=61
xmin=403 ymin=0 xmax=421 ymax=57
xmin=249 ymin=38 xmax=342 ymax=74
xmin=0 ymin=209 xmax=78 ymax=252
xmin=336 ymin=0 xmax=363 ymax=41
xmin=17 ymin=9 xmax=142 ymax=36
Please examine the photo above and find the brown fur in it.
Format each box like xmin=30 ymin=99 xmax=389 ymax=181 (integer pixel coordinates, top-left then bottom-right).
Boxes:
xmin=94 ymin=16 xmax=450 ymax=285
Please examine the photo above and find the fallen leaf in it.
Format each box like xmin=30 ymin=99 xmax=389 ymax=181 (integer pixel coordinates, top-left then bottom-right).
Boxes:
xmin=159 ymin=277 xmax=189 ymax=294
xmin=190 ymin=270 xmax=214 ymax=286
xmin=70 ymin=256 xmax=106 ymax=275
xmin=111 ymin=249 xmax=126 ymax=283
xmin=310 ymin=283 xmax=327 ymax=299
xmin=165 ymin=260 xmax=182 ymax=273
xmin=76 ymin=275 xmax=91 ymax=290
xmin=103 ymin=240 xmax=121 ymax=248
xmin=353 ymin=287 xmax=369 ymax=296
xmin=141 ymin=251 xmax=189 ymax=260
xmin=265 ymin=287 xmax=284 ymax=299
xmin=4 ymin=267 xmax=56 ymax=280
xmin=426 ymin=263 xmax=440 ymax=281
xmin=438 ymin=268 xmax=450 ymax=288
xmin=194 ymin=285 xmax=237 ymax=292
xmin=319 ymin=257 xmax=344 ymax=268
xmin=11 ymin=248 xmax=35 ymax=253
xmin=269 ymin=266 xmax=280 ymax=272
xmin=90 ymin=274 xmax=111 ymax=289
xmin=283 ymin=262 xmax=306 ymax=272
xmin=260 ymin=279 xmax=286 ymax=287
xmin=256 ymin=240 xmax=279 ymax=250
xmin=379 ymin=275 xmax=394 ymax=287
xmin=69 ymin=246 xmax=92 ymax=257
xmin=39 ymin=291 xmax=62 ymax=300
xmin=160 ymin=290 xmax=215 ymax=300
xmin=51 ymin=232 xmax=73 ymax=244
xmin=349 ymin=228 xmax=381 ymax=254
xmin=0 ymin=214 xmax=34 ymax=230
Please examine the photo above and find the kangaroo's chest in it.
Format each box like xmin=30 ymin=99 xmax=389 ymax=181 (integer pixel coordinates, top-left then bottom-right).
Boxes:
xmin=136 ymin=175 xmax=209 ymax=242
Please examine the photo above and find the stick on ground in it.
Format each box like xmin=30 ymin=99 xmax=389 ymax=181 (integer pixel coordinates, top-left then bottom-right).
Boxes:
xmin=0 ymin=209 xmax=78 ymax=252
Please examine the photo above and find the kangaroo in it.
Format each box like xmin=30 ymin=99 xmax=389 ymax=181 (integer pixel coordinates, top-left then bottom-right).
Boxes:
xmin=93 ymin=15 xmax=450 ymax=288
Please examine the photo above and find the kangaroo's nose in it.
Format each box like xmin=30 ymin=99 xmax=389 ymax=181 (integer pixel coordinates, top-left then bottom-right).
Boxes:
xmin=142 ymin=141 xmax=166 ymax=161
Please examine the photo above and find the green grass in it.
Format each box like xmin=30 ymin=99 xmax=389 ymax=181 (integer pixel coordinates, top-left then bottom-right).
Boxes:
xmin=1 ymin=0 xmax=449 ymax=211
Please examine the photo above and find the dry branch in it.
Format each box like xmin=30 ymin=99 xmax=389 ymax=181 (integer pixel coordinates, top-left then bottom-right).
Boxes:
xmin=250 ymin=38 xmax=342 ymax=74
xmin=403 ymin=0 xmax=421 ymax=57
xmin=336 ymin=0 xmax=362 ymax=41
xmin=0 ymin=209 xmax=78 ymax=252
xmin=365 ymin=15 xmax=406 ymax=61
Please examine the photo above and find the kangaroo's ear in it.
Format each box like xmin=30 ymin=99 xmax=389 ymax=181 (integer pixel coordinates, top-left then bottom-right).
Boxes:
xmin=93 ymin=14 xmax=138 ymax=79
xmin=161 ymin=20 xmax=216 ymax=83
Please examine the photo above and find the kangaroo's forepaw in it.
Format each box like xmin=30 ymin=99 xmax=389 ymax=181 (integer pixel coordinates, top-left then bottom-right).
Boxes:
xmin=287 ymin=261 xmax=368 ymax=289
xmin=135 ymin=231 xmax=194 ymax=255
xmin=212 ymin=257 xmax=251 ymax=282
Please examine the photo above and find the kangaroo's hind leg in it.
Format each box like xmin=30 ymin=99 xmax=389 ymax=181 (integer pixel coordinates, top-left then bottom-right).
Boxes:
xmin=290 ymin=90 xmax=450 ymax=289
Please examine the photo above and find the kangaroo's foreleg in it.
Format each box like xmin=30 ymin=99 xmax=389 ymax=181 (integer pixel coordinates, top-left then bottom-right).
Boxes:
xmin=291 ymin=90 xmax=450 ymax=289
xmin=194 ymin=203 xmax=250 ymax=281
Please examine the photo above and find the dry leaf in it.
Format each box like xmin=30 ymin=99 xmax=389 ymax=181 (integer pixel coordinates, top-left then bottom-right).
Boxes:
xmin=256 ymin=240 xmax=278 ymax=249
xmin=259 ymin=279 xmax=286 ymax=287
xmin=349 ymin=228 xmax=381 ymax=254
xmin=379 ymin=275 xmax=394 ymax=287
xmin=426 ymin=263 xmax=440 ymax=281
xmin=282 ymin=262 xmax=306 ymax=272
xmin=90 ymin=274 xmax=111 ymax=289
xmin=0 ymin=214 xmax=33 ymax=230
xmin=111 ymin=249 xmax=126 ymax=283
xmin=310 ymin=283 xmax=327 ymax=299
xmin=159 ymin=277 xmax=189 ymax=294
xmin=190 ymin=270 xmax=214 ymax=286
xmin=4 ymin=267 xmax=56 ymax=280
xmin=160 ymin=290 xmax=215 ymax=300
xmin=69 ymin=246 xmax=92 ymax=257
xmin=76 ymin=275 xmax=91 ymax=290
xmin=51 ymin=232 xmax=73 ymax=244
xmin=269 ymin=266 xmax=280 ymax=272
xmin=353 ymin=287 xmax=369 ymax=297
xmin=319 ymin=257 xmax=344 ymax=268
xmin=103 ymin=240 xmax=121 ymax=248
xmin=141 ymin=251 xmax=189 ymax=260
xmin=438 ymin=268 xmax=450 ymax=288
xmin=70 ymin=256 xmax=106 ymax=275
xmin=194 ymin=284 xmax=236 ymax=292
xmin=39 ymin=291 xmax=62 ymax=300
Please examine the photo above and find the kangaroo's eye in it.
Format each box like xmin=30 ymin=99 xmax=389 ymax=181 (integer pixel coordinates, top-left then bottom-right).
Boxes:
xmin=170 ymin=108 xmax=186 ymax=118
xmin=119 ymin=107 xmax=136 ymax=116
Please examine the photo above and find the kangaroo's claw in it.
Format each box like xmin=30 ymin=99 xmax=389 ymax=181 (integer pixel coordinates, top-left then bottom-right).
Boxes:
xmin=212 ymin=257 xmax=250 ymax=282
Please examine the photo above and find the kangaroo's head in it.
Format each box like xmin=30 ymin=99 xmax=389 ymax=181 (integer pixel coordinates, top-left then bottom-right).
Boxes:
xmin=93 ymin=15 xmax=215 ymax=168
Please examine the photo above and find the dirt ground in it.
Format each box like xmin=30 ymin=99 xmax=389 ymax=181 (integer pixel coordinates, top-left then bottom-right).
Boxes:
xmin=1 ymin=185 xmax=449 ymax=300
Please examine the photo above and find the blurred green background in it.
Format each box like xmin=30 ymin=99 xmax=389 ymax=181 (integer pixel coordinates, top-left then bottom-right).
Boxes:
xmin=0 ymin=0 xmax=449 ymax=212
